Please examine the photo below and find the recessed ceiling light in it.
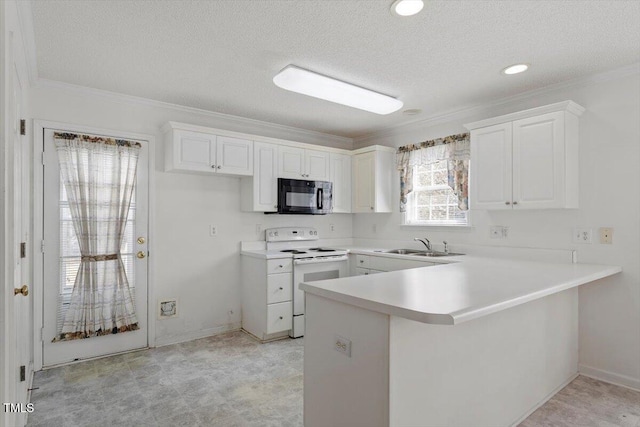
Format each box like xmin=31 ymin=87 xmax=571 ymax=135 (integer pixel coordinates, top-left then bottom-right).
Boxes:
xmin=273 ymin=65 xmax=403 ymax=115
xmin=403 ymin=109 xmax=422 ymax=115
xmin=502 ymin=64 xmax=530 ymax=75
xmin=391 ymin=0 xmax=424 ymax=17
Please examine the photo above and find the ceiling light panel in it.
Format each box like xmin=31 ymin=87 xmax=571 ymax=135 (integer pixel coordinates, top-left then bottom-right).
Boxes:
xmin=273 ymin=65 xmax=403 ymax=115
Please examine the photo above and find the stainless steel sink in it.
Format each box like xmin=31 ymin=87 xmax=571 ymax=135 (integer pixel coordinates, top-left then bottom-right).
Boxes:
xmin=410 ymin=251 xmax=464 ymax=257
xmin=384 ymin=249 xmax=424 ymax=254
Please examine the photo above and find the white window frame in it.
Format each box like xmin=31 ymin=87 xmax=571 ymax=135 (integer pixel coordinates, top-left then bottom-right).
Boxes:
xmin=402 ymin=160 xmax=470 ymax=227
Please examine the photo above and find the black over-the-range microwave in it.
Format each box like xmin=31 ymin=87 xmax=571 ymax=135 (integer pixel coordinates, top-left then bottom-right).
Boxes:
xmin=277 ymin=178 xmax=333 ymax=215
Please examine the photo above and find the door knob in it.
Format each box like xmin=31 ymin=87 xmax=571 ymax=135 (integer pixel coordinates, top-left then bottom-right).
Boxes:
xmin=14 ymin=285 xmax=29 ymax=296
xmin=137 ymin=237 xmax=146 ymax=244
xmin=136 ymin=251 xmax=146 ymax=259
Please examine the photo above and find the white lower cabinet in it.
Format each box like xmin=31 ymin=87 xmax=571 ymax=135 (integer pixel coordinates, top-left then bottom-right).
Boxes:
xmin=241 ymin=255 xmax=293 ymax=341
xmin=267 ymin=302 xmax=293 ymax=334
xmin=350 ymin=253 xmax=435 ymax=276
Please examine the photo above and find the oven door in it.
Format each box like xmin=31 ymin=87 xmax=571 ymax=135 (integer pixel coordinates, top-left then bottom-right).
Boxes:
xmin=278 ymin=178 xmax=332 ymax=215
xmin=291 ymin=256 xmax=348 ymax=338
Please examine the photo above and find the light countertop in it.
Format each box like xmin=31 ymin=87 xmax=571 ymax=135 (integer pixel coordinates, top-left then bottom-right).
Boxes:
xmin=300 ymin=253 xmax=621 ymax=325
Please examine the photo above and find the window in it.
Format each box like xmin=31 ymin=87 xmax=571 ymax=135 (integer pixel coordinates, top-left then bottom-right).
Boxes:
xmin=404 ymin=160 xmax=468 ymax=226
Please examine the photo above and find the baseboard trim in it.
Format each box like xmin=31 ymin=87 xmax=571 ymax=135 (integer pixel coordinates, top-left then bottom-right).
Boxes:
xmin=154 ymin=322 xmax=242 ymax=347
xmin=579 ymin=364 xmax=640 ymax=391
xmin=509 ymin=373 xmax=579 ymax=427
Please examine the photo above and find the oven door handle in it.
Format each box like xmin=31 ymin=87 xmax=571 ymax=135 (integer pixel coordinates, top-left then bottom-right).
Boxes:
xmin=294 ymin=255 xmax=348 ymax=265
xmin=317 ymin=188 xmax=323 ymax=210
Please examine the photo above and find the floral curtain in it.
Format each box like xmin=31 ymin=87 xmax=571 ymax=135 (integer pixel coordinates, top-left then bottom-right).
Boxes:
xmin=396 ymin=133 xmax=470 ymax=212
xmin=53 ymin=132 xmax=141 ymax=341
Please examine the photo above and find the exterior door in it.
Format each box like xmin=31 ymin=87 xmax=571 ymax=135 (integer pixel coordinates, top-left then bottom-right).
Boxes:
xmin=41 ymin=128 xmax=149 ymax=367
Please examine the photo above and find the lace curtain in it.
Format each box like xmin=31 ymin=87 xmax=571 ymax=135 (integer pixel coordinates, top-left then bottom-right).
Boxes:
xmin=53 ymin=132 xmax=141 ymax=341
xmin=396 ymin=133 xmax=470 ymax=213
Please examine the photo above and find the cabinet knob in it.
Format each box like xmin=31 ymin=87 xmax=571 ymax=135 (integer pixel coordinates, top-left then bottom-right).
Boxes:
xmin=211 ymin=165 xmax=216 ymax=169
xmin=217 ymin=165 xmax=221 ymax=169
xmin=279 ymin=287 xmax=283 ymax=290
xmin=274 ymin=205 xmax=278 ymax=209
xmin=370 ymin=206 xmax=374 ymax=210
xmin=278 ymin=265 xmax=283 ymax=268
xmin=359 ymin=260 xmax=364 ymax=263
xmin=505 ymin=201 xmax=511 ymax=205
xmin=513 ymin=201 xmax=518 ymax=205
xmin=279 ymin=316 xmax=283 ymax=320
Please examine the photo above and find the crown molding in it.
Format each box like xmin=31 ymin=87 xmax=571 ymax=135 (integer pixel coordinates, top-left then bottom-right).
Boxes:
xmin=463 ymin=100 xmax=585 ymax=131
xmin=15 ymin=0 xmax=38 ymax=86
xmin=354 ymin=62 xmax=640 ymax=145
xmin=33 ymin=78 xmax=354 ymax=148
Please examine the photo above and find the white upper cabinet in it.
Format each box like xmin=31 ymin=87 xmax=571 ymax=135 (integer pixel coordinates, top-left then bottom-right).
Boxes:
xmin=352 ymin=146 xmax=394 ymax=213
xmin=241 ymin=142 xmax=279 ymax=212
xmin=330 ymin=153 xmax=352 ymax=213
xmin=465 ymin=101 xmax=583 ymax=210
xmin=279 ymin=146 xmax=330 ymax=181
xmin=164 ymin=123 xmax=253 ymax=176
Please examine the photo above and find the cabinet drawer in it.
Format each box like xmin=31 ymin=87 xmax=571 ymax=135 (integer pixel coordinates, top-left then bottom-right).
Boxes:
xmin=267 ymin=302 xmax=292 ymax=334
xmin=267 ymin=273 xmax=292 ymax=304
xmin=355 ymin=267 xmax=384 ymax=276
xmin=355 ymin=255 xmax=370 ymax=268
xmin=371 ymin=256 xmax=434 ymax=272
xmin=267 ymin=258 xmax=292 ymax=274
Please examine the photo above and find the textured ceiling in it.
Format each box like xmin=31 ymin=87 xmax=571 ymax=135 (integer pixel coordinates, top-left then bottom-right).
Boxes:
xmin=30 ymin=0 xmax=640 ymax=139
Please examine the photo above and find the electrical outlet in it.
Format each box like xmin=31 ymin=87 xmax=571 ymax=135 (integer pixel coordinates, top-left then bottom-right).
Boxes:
xmin=599 ymin=227 xmax=613 ymax=244
xmin=334 ymin=335 xmax=351 ymax=357
xmin=210 ymin=225 xmax=217 ymax=237
xmin=330 ymin=224 xmax=335 ymax=232
xmin=573 ymin=228 xmax=592 ymax=244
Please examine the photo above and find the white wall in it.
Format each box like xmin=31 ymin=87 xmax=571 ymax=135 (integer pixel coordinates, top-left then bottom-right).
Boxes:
xmin=29 ymin=83 xmax=353 ymax=346
xmin=352 ymin=70 xmax=640 ymax=389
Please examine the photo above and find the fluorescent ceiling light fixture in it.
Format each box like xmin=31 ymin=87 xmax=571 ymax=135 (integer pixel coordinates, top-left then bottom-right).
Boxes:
xmin=502 ymin=63 xmax=530 ymax=75
xmin=391 ymin=0 xmax=424 ymax=16
xmin=273 ymin=65 xmax=403 ymax=115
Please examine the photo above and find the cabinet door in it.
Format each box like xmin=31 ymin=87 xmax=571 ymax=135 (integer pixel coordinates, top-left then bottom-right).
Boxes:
xmin=174 ymin=130 xmax=216 ymax=172
xmin=216 ymin=136 xmax=253 ymax=176
xmin=305 ymin=149 xmax=330 ymax=181
xmin=352 ymin=152 xmax=375 ymax=212
xmin=330 ymin=153 xmax=352 ymax=213
xmin=278 ymin=146 xmax=305 ymax=179
xmin=470 ymin=123 xmax=513 ymax=210
xmin=252 ymin=142 xmax=279 ymax=212
xmin=512 ymin=112 xmax=565 ymax=209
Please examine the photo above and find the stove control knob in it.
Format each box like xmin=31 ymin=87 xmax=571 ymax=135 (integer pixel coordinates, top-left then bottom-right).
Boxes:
xmin=274 ymin=231 xmax=279 ymax=236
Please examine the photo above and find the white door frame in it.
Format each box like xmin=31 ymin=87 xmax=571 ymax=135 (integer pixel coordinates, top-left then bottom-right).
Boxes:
xmin=32 ymin=120 xmax=156 ymax=371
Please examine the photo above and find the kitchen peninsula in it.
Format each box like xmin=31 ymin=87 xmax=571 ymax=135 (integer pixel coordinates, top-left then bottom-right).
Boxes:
xmin=301 ymin=256 xmax=621 ymax=427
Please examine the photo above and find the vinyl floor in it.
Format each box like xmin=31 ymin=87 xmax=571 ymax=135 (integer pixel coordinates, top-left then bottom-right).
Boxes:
xmin=27 ymin=330 xmax=639 ymax=427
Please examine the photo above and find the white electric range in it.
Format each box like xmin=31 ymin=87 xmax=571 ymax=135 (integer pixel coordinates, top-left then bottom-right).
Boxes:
xmin=265 ymin=227 xmax=348 ymax=338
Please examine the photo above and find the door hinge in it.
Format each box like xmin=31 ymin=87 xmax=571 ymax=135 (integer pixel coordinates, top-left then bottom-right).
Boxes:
xmin=20 ymin=365 xmax=26 ymax=382
xmin=41 ymin=240 xmax=45 ymax=253
xmin=40 ymin=327 xmax=44 ymax=342
xmin=41 ymin=152 xmax=45 ymax=165
xmin=20 ymin=242 xmax=26 ymax=258
xmin=20 ymin=119 xmax=26 ymax=136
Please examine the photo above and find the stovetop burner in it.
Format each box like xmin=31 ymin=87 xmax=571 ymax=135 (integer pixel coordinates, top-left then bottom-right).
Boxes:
xmin=308 ymin=248 xmax=336 ymax=252
xmin=280 ymin=249 xmax=307 ymax=254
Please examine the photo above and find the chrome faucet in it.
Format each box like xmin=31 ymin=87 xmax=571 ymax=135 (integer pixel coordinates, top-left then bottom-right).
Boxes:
xmin=414 ymin=237 xmax=432 ymax=251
